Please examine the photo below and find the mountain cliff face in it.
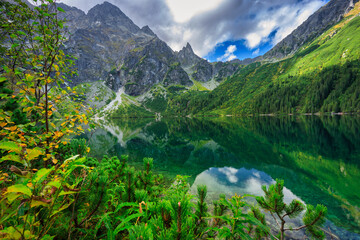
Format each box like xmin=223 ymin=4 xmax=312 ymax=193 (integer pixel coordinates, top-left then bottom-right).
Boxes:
xmin=57 ymin=0 xmax=359 ymax=116
xmin=263 ymin=0 xmax=359 ymax=60
xmin=60 ymin=1 xmax=240 ymax=96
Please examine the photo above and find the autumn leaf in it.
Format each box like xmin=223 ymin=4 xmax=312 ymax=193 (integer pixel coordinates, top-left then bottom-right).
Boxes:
xmin=26 ymin=148 xmax=44 ymax=161
xmin=0 ymin=141 xmax=22 ymax=154
xmin=6 ymin=184 xmax=32 ymax=197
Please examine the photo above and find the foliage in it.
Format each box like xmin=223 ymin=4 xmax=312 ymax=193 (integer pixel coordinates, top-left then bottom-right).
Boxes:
xmin=0 ymin=155 xmax=88 ymax=239
xmin=165 ymin=15 xmax=360 ymax=115
xmin=0 ymin=2 xmax=331 ymax=240
xmin=212 ymin=194 xmax=269 ymax=240
xmin=57 ymin=138 xmax=89 ymax=161
xmin=256 ymin=179 xmax=327 ymax=240
xmin=0 ymin=1 xmax=92 ymax=238
xmin=0 ymin=0 xmax=91 ymax=166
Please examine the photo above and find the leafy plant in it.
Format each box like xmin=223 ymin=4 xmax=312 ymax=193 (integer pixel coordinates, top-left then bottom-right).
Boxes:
xmin=0 ymin=155 xmax=88 ymax=239
xmin=212 ymin=194 xmax=269 ymax=240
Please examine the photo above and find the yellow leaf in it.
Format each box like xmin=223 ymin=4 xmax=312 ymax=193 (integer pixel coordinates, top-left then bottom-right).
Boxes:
xmin=5 ymin=126 xmax=17 ymax=132
xmin=6 ymin=184 xmax=32 ymax=197
xmin=26 ymin=148 xmax=43 ymax=161
xmin=54 ymin=65 xmax=59 ymax=71
xmin=31 ymin=200 xmax=49 ymax=208
xmin=52 ymin=159 xmax=58 ymax=164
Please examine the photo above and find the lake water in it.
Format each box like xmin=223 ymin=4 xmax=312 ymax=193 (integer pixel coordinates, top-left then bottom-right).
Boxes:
xmin=84 ymin=116 xmax=360 ymax=239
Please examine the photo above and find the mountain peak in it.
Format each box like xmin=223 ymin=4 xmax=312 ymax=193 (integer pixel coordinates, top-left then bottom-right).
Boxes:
xmin=176 ymin=42 xmax=202 ymax=67
xmin=88 ymin=1 xmax=126 ymax=18
xmin=87 ymin=1 xmax=139 ymax=32
xmin=141 ymin=25 xmax=156 ymax=36
xmin=184 ymin=42 xmax=194 ymax=52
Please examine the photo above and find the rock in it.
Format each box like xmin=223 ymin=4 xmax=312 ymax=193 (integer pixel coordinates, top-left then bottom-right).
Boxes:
xmin=263 ymin=0 xmax=359 ymax=60
xmin=163 ymin=64 xmax=193 ymax=87
xmin=53 ymin=2 xmax=240 ymax=95
xmin=176 ymin=42 xmax=202 ymax=68
xmin=191 ymin=59 xmax=213 ymax=83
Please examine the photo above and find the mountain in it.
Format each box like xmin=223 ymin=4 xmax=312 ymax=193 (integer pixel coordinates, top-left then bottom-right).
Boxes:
xmin=59 ymin=1 xmax=240 ymax=98
xmin=263 ymin=0 xmax=359 ymax=60
xmin=56 ymin=0 xmax=360 ymax=117
xmin=166 ymin=0 xmax=360 ymax=115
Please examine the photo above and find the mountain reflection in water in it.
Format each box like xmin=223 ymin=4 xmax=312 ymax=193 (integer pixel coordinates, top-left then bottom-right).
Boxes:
xmin=84 ymin=116 xmax=360 ymax=237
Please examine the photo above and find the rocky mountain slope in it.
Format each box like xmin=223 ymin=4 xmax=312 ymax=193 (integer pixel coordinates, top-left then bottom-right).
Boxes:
xmin=262 ymin=0 xmax=359 ymax=60
xmin=167 ymin=0 xmax=360 ymax=115
xmin=55 ymin=0 xmax=360 ymax=117
xmin=58 ymin=1 xmax=240 ymax=98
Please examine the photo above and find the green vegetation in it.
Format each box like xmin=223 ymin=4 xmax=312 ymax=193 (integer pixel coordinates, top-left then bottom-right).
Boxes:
xmin=0 ymin=1 xmax=354 ymax=239
xmin=1 ymin=149 xmax=328 ymax=239
xmin=256 ymin=179 xmax=327 ymax=240
xmin=109 ymin=102 xmax=154 ymax=118
xmin=143 ymin=86 xmax=168 ymax=112
xmin=166 ymin=12 xmax=360 ymax=115
xmin=86 ymin=116 xmax=360 ymax=233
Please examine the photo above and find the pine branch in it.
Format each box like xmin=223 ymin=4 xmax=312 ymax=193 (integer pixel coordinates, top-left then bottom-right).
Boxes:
xmin=284 ymin=211 xmax=323 ymax=232
xmin=270 ymin=212 xmax=281 ymax=228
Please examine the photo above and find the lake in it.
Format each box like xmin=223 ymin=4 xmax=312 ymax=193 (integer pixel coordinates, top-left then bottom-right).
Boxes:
xmin=83 ymin=115 xmax=360 ymax=239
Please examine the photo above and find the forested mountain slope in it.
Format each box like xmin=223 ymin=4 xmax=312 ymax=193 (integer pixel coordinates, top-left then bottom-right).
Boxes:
xmin=166 ymin=3 xmax=360 ymax=116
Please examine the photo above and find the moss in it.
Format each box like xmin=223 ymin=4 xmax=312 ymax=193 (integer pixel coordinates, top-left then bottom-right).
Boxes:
xmin=131 ymin=47 xmax=144 ymax=53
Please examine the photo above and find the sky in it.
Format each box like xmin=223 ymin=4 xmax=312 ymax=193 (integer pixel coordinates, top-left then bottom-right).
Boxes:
xmin=57 ymin=0 xmax=330 ymax=62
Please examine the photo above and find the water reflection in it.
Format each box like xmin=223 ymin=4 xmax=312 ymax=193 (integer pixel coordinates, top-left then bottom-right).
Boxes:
xmin=84 ymin=115 xmax=360 ymax=235
xmin=190 ymin=166 xmax=360 ymax=239
xmin=191 ymin=167 xmax=302 ymax=205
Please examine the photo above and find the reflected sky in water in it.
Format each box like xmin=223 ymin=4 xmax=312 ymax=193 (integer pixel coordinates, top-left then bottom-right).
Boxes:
xmin=86 ymin=116 xmax=360 ymax=237
xmin=191 ymin=167 xmax=303 ymax=205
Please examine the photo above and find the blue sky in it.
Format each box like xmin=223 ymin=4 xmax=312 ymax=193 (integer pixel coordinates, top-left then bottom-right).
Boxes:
xmin=60 ymin=0 xmax=330 ymax=62
xmin=205 ymin=31 xmax=277 ymax=62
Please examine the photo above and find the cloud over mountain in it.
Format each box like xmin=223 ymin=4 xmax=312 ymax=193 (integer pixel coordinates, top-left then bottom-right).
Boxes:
xmin=59 ymin=0 xmax=327 ymax=57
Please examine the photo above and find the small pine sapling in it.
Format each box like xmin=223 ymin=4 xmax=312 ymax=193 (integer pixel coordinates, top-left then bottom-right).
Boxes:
xmin=194 ymin=185 xmax=209 ymax=236
xmin=256 ymin=179 xmax=327 ymax=240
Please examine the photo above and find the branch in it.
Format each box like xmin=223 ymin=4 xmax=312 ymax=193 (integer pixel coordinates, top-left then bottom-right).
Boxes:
xmin=68 ymin=174 xmax=88 ymax=240
xmin=76 ymin=184 xmax=105 ymax=228
xmin=284 ymin=211 xmax=323 ymax=232
xmin=270 ymin=212 xmax=281 ymax=228
xmin=282 ymin=204 xmax=299 ymax=219
xmin=320 ymin=227 xmax=340 ymax=240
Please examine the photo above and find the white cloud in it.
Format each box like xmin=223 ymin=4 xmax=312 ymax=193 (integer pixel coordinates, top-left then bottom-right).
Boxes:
xmin=165 ymin=0 xmax=225 ymax=23
xmin=218 ymin=167 xmax=238 ymax=183
xmin=252 ymin=48 xmax=260 ymax=55
xmin=272 ymin=1 xmax=325 ymax=45
xmin=217 ymin=45 xmax=237 ymax=61
xmin=245 ymin=20 xmax=277 ymax=49
xmin=58 ymin=0 xmax=327 ymax=58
